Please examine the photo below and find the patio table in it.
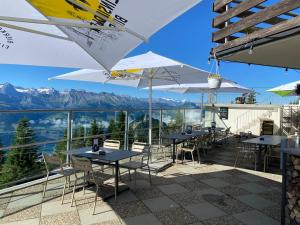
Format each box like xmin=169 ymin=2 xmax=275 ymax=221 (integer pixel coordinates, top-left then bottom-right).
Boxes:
xmin=163 ymin=131 xmax=208 ymax=163
xmin=242 ymin=135 xmax=283 ymax=169
xmin=68 ymin=147 xmax=141 ymax=197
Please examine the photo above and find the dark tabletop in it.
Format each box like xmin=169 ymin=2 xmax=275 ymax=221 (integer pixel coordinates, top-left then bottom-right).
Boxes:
xmin=163 ymin=130 xmax=208 ymax=141
xmin=242 ymin=135 xmax=283 ymax=146
xmin=68 ymin=147 xmax=141 ymax=163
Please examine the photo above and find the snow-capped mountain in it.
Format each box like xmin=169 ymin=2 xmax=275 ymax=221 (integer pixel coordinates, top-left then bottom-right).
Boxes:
xmin=0 ymin=83 xmax=196 ymax=110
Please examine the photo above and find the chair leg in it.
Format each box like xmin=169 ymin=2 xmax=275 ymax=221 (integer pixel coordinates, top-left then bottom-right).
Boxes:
xmin=71 ymin=179 xmax=77 ymax=207
xmin=264 ymin=156 xmax=267 ymax=172
xmin=134 ymin=170 xmax=137 ymax=192
xmin=61 ymin=177 xmax=67 ymax=205
xmin=93 ymin=185 xmax=99 ymax=215
xmin=234 ymin=151 xmax=240 ymax=168
xmin=128 ymin=169 xmax=131 ymax=181
xmin=254 ymin=153 xmax=257 ymax=171
xmin=83 ymin=172 xmax=86 ymax=195
xmin=197 ymin=149 xmax=200 ymax=165
xmin=148 ymin=166 xmax=152 ymax=185
xmin=191 ymin=152 xmax=195 ymax=167
xmin=43 ymin=174 xmax=49 ymax=198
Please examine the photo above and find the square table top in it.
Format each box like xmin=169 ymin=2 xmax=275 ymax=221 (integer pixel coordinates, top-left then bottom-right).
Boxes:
xmin=242 ymin=135 xmax=284 ymax=146
xmin=68 ymin=147 xmax=141 ymax=163
xmin=163 ymin=130 xmax=208 ymax=141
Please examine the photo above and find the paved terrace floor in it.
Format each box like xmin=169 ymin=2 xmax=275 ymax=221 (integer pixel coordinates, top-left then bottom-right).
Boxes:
xmin=0 ymin=160 xmax=282 ymax=225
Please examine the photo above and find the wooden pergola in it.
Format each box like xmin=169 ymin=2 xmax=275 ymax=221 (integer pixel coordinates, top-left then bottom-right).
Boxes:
xmin=211 ymin=0 xmax=300 ymax=69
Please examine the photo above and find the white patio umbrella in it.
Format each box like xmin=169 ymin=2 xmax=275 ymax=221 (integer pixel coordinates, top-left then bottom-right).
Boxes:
xmin=267 ymin=80 xmax=300 ymax=97
xmin=0 ymin=0 xmax=200 ymax=70
xmin=150 ymin=82 xmax=252 ymax=124
xmin=50 ymin=52 xmax=229 ymax=144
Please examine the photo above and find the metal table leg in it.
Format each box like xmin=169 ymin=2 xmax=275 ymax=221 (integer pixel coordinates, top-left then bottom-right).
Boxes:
xmin=172 ymin=139 xmax=176 ymax=163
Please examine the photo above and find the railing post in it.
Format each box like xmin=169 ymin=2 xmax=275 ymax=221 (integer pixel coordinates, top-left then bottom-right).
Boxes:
xmin=124 ymin=110 xmax=129 ymax=150
xmin=182 ymin=109 xmax=186 ymax=131
xmin=159 ymin=109 xmax=163 ymax=146
xmin=66 ymin=110 xmax=73 ymax=163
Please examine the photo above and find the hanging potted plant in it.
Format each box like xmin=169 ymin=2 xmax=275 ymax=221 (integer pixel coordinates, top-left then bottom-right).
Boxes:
xmin=208 ymin=73 xmax=222 ymax=89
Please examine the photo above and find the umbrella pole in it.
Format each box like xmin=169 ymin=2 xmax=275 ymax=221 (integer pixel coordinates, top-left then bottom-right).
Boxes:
xmin=200 ymin=92 xmax=204 ymax=127
xmin=149 ymin=72 xmax=153 ymax=147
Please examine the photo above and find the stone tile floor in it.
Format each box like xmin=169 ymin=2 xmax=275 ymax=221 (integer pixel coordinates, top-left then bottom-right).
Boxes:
xmin=0 ymin=163 xmax=282 ymax=225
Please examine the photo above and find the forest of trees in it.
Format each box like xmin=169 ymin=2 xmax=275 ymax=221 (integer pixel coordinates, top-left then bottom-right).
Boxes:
xmin=0 ymin=111 xmax=181 ymax=186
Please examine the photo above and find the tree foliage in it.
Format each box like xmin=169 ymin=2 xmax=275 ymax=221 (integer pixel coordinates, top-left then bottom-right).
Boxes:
xmin=0 ymin=118 xmax=39 ymax=185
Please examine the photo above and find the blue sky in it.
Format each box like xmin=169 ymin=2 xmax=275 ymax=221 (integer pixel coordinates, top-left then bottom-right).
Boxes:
xmin=0 ymin=0 xmax=299 ymax=105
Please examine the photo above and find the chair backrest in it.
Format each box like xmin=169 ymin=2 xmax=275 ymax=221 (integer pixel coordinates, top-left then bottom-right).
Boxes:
xmin=132 ymin=142 xmax=149 ymax=153
xmin=103 ymin=139 xmax=120 ymax=150
xmin=43 ymin=153 xmax=62 ymax=174
xmin=71 ymin=156 xmax=93 ymax=173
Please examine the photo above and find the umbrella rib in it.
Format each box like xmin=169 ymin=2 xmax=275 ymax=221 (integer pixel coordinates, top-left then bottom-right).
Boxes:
xmin=0 ymin=22 xmax=70 ymax=41
xmin=0 ymin=16 xmax=121 ymax=31
xmin=67 ymin=0 xmax=148 ymax=42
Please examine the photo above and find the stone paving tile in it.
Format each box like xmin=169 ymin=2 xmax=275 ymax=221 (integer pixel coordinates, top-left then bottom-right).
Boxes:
xmin=201 ymin=178 xmax=230 ymax=188
xmin=78 ymin=203 xmax=119 ymax=225
xmin=172 ymin=174 xmax=196 ymax=183
xmin=12 ymin=185 xmax=43 ymax=195
xmin=181 ymin=181 xmax=211 ymax=192
xmin=157 ymin=183 xmax=188 ymax=195
xmin=257 ymin=191 xmax=281 ymax=205
xmin=209 ymin=171 xmax=232 ymax=178
xmin=216 ymin=185 xmax=251 ymax=197
xmin=154 ymin=207 xmax=200 ymax=225
xmin=192 ymin=173 xmax=215 ymax=181
xmin=41 ymin=200 xmax=75 ymax=216
xmin=260 ymin=205 xmax=281 ymax=222
xmin=122 ymin=213 xmax=163 ymax=225
xmin=7 ymin=193 xmax=42 ymax=209
xmin=236 ymin=195 xmax=275 ymax=210
xmin=238 ymin=183 xmax=268 ymax=194
xmin=0 ymin=194 xmax=11 ymax=210
xmin=169 ymin=191 xmax=206 ymax=206
xmin=233 ymin=210 xmax=280 ymax=225
xmin=134 ymin=187 xmax=164 ymax=200
xmin=237 ymin=174 xmax=266 ymax=183
xmin=221 ymin=175 xmax=249 ymax=185
xmin=223 ymin=169 xmax=247 ymax=176
xmin=91 ymin=220 xmax=122 ymax=225
xmin=0 ymin=205 xmax=41 ymax=224
xmin=202 ymin=215 xmax=245 ymax=225
xmin=40 ymin=211 xmax=81 ymax=225
xmin=0 ymin=218 xmax=40 ymax=225
xmin=184 ymin=202 xmax=227 ymax=221
xmin=209 ymin=196 xmax=253 ymax=214
xmin=110 ymin=200 xmax=149 ymax=218
xmin=143 ymin=196 xmax=178 ymax=212
xmin=151 ymin=176 xmax=174 ymax=186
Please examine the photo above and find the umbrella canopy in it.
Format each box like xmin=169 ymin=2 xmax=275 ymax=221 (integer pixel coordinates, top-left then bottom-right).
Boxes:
xmin=267 ymin=80 xmax=300 ymax=97
xmin=150 ymin=82 xmax=251 ymax=94
xmin=51 ymin=51 xmax=222 ymax=145
xmin=0 ymin=0 xmax=200 ymax=70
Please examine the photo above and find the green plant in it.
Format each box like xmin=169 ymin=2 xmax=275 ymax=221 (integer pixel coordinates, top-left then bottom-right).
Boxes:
xmin=208 ymin=73 xmax=221 ymax=79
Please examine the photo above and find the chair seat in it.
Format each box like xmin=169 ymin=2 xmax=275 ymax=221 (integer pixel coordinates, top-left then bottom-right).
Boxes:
xmin=52 ymin=167 xmax=76 ymax=177
xmin=120 ymin=161 xmax=147 ymax=170
xmin=179 ymin=147 xmax=194 ymax=152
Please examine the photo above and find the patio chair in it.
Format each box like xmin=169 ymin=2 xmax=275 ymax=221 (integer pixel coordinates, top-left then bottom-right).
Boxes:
xmin=199 ymin=134 xmax=213 ymax=155
xmin=264 ymin=146 xmax=280 ymax=172
xmin=119 ymin=142 xmax=152 ymax=191
xmin=176 ymin=140 xmax=200 ymax=166
xmin=103 ymin=139 xmax=120 ymax=150
xmin=234 ymin=142 xmax=258 ymax=170
xmin=42 ymin=153 xmax=76 ymax=204
xmin=70 ymin=155 xmax=114 ymax=215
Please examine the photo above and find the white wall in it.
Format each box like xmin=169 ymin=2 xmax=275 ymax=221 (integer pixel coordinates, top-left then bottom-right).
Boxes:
xmin=205 ymin=104 xmax=281 ymax=136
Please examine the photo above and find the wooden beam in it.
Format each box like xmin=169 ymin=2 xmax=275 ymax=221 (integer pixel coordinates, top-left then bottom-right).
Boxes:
xmin=213 ymin=15 xmax=300 ymax=54
xmin=213 ymin=0 xmax=266 ymax=28
xmin=213 ymin=0 xmax=233 ymax=12
xmin=237 ymin=11 xmax=287 ymax=25
xmin=233 ymin=0 xmax=299 ymax=18
xmin=213 ymin=0 xmax=300 ymax=42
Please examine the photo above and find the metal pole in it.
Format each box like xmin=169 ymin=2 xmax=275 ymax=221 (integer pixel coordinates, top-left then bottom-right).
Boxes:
xmin=159 ymin=109 xmax=163 ymax=146
xmin=182 ymin=109 xmax=186 ymax=131
xmin=124 ymin=111 xmax=129 ymax=150
xmin=200 ymin=93 xmax=204 ymax=126
xmin=149 ymin=73 xmax=153 ymax=146
xmin=66 ymin=111 xmax=73 ymax=163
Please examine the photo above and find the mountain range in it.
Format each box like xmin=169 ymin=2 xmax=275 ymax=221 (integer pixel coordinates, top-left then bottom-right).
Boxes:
xmin=0 ymin=83 xmax=197 ymax=110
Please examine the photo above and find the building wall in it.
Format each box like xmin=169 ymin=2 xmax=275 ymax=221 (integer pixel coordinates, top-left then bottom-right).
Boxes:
xmin=205 ymin=104 xmax=282 ymax=136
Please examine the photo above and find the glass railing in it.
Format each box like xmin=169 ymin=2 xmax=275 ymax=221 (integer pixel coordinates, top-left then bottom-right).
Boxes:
xmin=0 ymin=107 xmax=226 ymax=189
